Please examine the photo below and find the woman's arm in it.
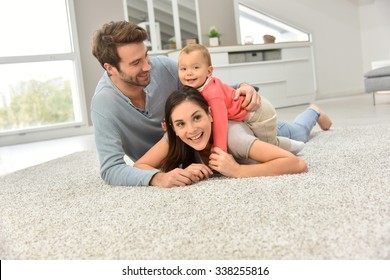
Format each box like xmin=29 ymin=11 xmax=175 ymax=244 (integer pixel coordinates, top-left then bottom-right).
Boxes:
xmin=209 ymin=141 xmax=307 ymax=178
xmin=134 ymin=137 xmax=168 ymax=170
xmin=134 ymin=138 xmax=211 ymax=187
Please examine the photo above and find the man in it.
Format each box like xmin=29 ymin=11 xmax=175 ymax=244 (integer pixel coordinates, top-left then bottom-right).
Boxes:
xmin=91 ymin=21 xmax=260 ymax=187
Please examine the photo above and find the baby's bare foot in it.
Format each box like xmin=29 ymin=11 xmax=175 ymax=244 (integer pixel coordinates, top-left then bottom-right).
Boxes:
xmin=310 ymin=104 xmax=332 ymax=130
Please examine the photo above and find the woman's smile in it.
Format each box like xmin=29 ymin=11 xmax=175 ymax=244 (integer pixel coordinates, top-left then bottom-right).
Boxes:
xmin=171 ymin=100 xmax=213 ymax=151
xmin=188 ymin=131 xmax=203 ymax=143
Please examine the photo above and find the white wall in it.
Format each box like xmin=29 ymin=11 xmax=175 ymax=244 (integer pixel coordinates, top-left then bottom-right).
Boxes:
xmin=74 ymin=0 xmax=125 ymax=125
xmin=197 ymin=0 xmax=236 ymax=46
xmin=359 ymin=0 xmax=390 ymax=71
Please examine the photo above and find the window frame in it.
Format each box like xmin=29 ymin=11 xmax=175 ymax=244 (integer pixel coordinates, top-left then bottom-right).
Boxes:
xmin=233 ymin=1 xmax=311 ymax=45
xmin=124 ymin=0 xmax=201 ymax=52
xmin=0 ymin=0 xmax=88 ymax=144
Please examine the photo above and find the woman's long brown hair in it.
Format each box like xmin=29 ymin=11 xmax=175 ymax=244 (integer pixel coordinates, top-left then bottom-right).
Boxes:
xmin=160 ymin=86 xmax=210 ymax=172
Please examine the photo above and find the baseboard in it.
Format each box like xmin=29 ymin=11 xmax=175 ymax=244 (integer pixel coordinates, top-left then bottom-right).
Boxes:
xmin=0 ymin=125 xmax=94 ymax=147
xmin=315 ymin=88 xmax=365 ymax=100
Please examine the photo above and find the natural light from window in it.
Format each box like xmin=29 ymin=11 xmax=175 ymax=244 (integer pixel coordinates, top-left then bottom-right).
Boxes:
xmin=0 ymin=0 xmax=84 ymax=135
xmin=238 ymin=4 xmax=310 ymax=45
xmin=0 ymin=0 xmax=72 ymax=56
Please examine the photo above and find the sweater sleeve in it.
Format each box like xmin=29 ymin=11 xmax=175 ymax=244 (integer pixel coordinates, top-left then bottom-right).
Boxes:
xmin=91 ymin=108 xmax=160 ymax=186
xmin=207 ymin=97 xmax=228 ymax=152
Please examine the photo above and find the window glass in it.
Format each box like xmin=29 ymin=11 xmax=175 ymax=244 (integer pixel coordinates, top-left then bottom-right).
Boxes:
xmin=238 ymin=4 xmax=310 ymax=45
xmin=0 ymin=0 xmax=85 ymax=138
xmin=179 ymin=0 xmax=198 ymax=46
xmin=126 ymin=0 xmax=152 ymax=49
xmin=126 ymin=0 xmax=199 ymax=51
xmin=154 ymin=0 xmax=174 ymax=50
xmin=0 ymin=61 xmax=80 ymax=132
xmin=0 ymin=0 xmax=72 ymax=56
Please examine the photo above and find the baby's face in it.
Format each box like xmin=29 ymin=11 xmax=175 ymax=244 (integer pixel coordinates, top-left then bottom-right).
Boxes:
xmin=178 ymin=51 xmax=212 ymax=88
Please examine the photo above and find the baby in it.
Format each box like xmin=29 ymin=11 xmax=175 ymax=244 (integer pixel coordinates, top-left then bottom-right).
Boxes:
xmin=177 ymin=44 xmax=305 ymax=154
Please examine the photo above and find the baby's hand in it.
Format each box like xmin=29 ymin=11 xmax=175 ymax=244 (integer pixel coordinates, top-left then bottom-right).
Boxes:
xmin=209 ymin=147 xmax=240 ymax=178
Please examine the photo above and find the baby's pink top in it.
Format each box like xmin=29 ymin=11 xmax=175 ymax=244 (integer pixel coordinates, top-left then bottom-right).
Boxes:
xmin=199 ymin=77 xmax=247 ymax=152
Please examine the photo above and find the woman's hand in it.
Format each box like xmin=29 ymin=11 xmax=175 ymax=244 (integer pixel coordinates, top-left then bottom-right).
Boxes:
xmin=185 ymin=163 xmax=213 ymax=181
xmin=208 ymin=147 xmax=241 ymax=178
xmin=151 ymin=168 xmax=200 ymax=188
xmin=234 ymin=83 xmax=261 ymax=112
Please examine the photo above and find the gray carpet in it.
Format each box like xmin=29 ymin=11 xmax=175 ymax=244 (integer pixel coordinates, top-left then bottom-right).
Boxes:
xmin=1 ymin=123 xmax=390 ymax=260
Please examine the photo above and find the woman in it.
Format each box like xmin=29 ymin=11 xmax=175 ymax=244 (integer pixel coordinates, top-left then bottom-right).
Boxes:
xmin=134 ymin=86 xmax=308 ymax=186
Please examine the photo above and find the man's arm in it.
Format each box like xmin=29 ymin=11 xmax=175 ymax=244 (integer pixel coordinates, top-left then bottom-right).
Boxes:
xmin=92 ymin=111 xmax=159 ymax=186
xmin=232 ymin=83 xmax=261 ymax=112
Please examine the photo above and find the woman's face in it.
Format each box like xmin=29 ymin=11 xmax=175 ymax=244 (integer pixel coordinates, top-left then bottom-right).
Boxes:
xmin=170 ymin=100 xmax=213 ymax=151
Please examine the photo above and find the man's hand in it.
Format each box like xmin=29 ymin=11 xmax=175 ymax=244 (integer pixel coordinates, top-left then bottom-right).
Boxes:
xmin=234 ymin=83 xmax=261 ymax=112
xmin=150 ymin=168 xmax=200 ymax=188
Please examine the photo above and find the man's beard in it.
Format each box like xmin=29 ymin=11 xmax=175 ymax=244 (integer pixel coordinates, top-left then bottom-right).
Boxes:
xmin=119 ymin=70 xmax=150 ymax=87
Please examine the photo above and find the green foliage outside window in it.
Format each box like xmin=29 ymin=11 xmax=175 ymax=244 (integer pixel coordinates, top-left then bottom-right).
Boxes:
xmin=0 ymin=77 xmax=75 ymax=131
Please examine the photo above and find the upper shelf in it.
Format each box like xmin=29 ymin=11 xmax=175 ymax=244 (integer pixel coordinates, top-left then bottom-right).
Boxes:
xmin=205 ymin=41 xmax=313 ymax=54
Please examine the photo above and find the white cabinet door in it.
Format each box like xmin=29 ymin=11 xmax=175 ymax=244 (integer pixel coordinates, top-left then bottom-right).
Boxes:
xmin=284 ymin=59 xmax=316 ymax=98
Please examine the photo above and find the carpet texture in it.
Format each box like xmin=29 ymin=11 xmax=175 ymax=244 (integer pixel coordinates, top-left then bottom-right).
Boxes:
xmin=1 ymin=124 xmax=390 ymax=260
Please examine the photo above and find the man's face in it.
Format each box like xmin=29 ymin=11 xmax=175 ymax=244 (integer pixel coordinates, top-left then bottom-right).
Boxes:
xmin=107 ymin=42 xmax=151 ymax=88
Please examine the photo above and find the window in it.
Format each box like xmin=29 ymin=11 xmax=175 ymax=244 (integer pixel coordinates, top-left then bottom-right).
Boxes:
xmin=125 ymin=0 xmax=200 ymax=51
xmin=237 ymin=3 xmax=310 ymax=45
xmin=0 ymin=0 xmax=86 ymax=137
